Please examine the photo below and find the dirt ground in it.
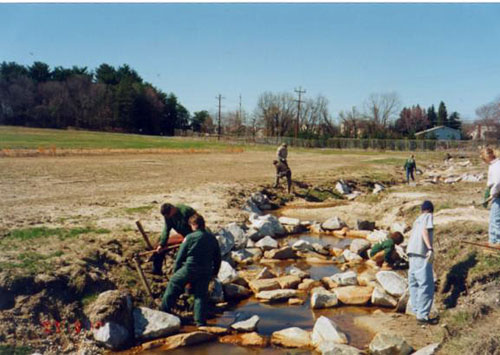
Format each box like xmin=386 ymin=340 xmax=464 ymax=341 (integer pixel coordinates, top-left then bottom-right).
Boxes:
xmin=1 ymin=148 xmax=498 ymax=354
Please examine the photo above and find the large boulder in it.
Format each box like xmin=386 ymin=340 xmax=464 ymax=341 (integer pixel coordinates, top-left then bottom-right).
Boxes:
xmin=216 ymin=230 xmax=235 ymax=256
xmin=231 ymin=249 xmax=254 ymax=265
xmin=277 ymin=275 xmax=301 ymax=289
xmin=87 ymin=290 xmax=134 ymax=334
xmin=371 ymin=287 xmax=398 ymax=308
xmin=321 ymin=217 xmax=347 ymax=231
xmin=271 ymin=327 xmax=311 ymax=348
xmin=311 ymin=287 xmax=338 ymax=309
xmin=331 ymin=271 xmax=358 ymax=286
xmin=376 ymin=271 xmax=408 ymax=298
xmin=264 ymin=246 xmax=296 ymax=260
xmin=133 ymin=307 xmax=181 ymax=341
xmin=255 ymin=236 xmax=278 ymax=250
xmin=219 ymin=332 xmax=268 ymax=347
xmin=249 ymin=278 xmax=280 ymax=293
xmin=256 ymin=289 xmax=298 ymax=302
xmin=292 ymin=240 xmax=313 ymax=252
xmin=250 ymin=214 xmax=286 ymax=238
xmin=334 ymin=286 xmax=373 ymax=305
xmin=279 ymin=216 xmax=301 ymax=226
xmin=369 ymin=333 xmax=413 ymax=355
xmin=311 ymin=316 xmax=348 ymax=348
xmin=217 ymin=261 xmax=238 ymax=284
xmin=224 ymin=223 xmax=248 ymax=250
xmin=230 ymin=315 xmax=260 ymax=332
xmin=92 ymin=322 xmax=130 ymax=350
xmin=349 ymin=239 xmax=371 ymax=255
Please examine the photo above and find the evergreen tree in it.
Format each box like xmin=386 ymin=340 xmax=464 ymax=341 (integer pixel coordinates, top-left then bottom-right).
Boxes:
xmin=95 ymin=63 xmax=118 ymax=85
xmin=427 ymin=105 xmax=437 ymax=128
xmin=437 ymin=101 xmax=448 ymax=127
xmin=28 ymin=61 xmax=51 ymax=83
xmin=448 ymin=111 xmax=462 ymax=131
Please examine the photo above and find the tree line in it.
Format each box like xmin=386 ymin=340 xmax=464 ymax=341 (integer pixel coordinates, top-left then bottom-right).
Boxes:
xmin=0 ymin=61 xmax=198 ymax=135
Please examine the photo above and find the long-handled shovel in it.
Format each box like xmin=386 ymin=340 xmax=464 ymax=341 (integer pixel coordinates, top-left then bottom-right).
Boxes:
xmin=460 ymin=240 xmax=500 ymax=252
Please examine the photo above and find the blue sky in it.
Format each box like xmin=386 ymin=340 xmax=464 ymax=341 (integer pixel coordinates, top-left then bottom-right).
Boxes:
xmin=2 ymin=3 xmax=500 ymax=121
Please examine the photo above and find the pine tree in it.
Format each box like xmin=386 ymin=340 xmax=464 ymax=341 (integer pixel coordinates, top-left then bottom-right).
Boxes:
xmin=437 ymin=101 xmax=448 ymax=127
xmin=448 ymin=111 xmax=462 ymax=131
xmin=427 ymin=105 xmax=437 ymax=128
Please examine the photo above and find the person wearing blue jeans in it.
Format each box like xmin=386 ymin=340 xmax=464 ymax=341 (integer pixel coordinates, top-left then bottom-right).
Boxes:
xmin=407 ymin=200 xmax=437 ymax=325
xmin=481 ymin=147 xmax=500 ymax=245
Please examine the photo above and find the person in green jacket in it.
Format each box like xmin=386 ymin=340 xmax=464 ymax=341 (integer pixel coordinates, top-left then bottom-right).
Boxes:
xmin=404 ymin=155 xmax=417 ymax=184
xmin=161 ymin=213 xmax=222 ymax=326
xmin=369 ymin=232 xmax=404 ymax=268
xmin=152 ymin=203 xmax=197 ymax=275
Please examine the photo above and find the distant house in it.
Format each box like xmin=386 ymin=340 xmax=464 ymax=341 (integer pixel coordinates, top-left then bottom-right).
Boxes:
xmin=415 ymin=126 xmax=461 ymax=140
xmin=469 ymin=124 xmax=498 ymax=140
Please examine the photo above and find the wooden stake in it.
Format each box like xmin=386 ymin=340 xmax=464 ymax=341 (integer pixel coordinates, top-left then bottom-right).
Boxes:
xmin=136 ymin=244 xmax=180 ymax=258
xmin=461 ymin=240 xmax=500 ymax=251
xmin=136 ymin=221 xmax=154 ymax=250
xmin=133 ymin=256 xmax=156 ymax=307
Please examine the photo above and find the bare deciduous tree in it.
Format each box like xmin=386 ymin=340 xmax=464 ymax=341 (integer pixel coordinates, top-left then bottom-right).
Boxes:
xmin=364 ymin=92 xmax=401 ymax=129
xmin=255 ymin=92 xmax=296 ymax=137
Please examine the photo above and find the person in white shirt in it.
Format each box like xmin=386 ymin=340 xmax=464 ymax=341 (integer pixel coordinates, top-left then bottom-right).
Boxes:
xmin=481 ymin=147 xmax=500 ymax=245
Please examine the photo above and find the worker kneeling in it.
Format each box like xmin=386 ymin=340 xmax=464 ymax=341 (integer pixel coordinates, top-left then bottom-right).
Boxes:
xmin=160 ymin=213 xmax=221 ymax=326
xmin=369 ymin=232 xmax=404 ymax=269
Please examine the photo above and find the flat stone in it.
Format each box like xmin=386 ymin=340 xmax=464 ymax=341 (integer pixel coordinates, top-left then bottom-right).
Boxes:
xmin=231 ymin=249 xmax=255 ymax=264
xmin=319 ymin=342 xmax=363 ymax=355
xmin=376 ymin=271 xmax=408 ymax=298
xmin=217 ymin=261 xmax=238 ymax=284
xmin=256 ymin=289 xmax=298 ymax=302
xmin=230 ymin=315 xmax=260 ymax=332
xmin=369 ymin=333 xmax=413 ymax=355
xmin=311 ymin=316 xmax=348 ymax=348
xmin=298 ymin=278 xmax=319 ymax=291
xmin=197 ymin=326 xmax=229 ymax=335
xmin=288 ymin=266 xmax=310 ymax=279
xmin=321 ymin=277 xmax=338 ymax=290
xmin=245 ymin=248 xmax=263 ymax=259
xmin=288 ymin=298 xmax=305 ymax=305
xmin=255 ymin=236 xmax=279 ymax=250
xmin=159 ymin=331 xmax=215 ymax=351
xmin=271 ymin=327 xmax=311 ymax=348
xmin=312 ymin=243 xmax=330 ymax=255
xmin=219 ymin=332 xmax=268 ymax=347
xmin=255 ymin=267 xmax=276 ymax=280
xmin=371 ymin=287 xmax=398 ymax=308
xmin=279 ymin=216 xmax=301 ymax=226
xmin=292 ymin=240 xmax=313 ymax=252
xmin=334 ymin=286 xmax=373 ymax=305
xmin=357 ymin=270 xmax=377 ymax=287
xmin=277 ymin=275 xmax=301 ymax=289
xmin=342 ymin=249 xmax=363 ymax=262
xmin=322 ymin=217 xmax=347 ymax=231
xmin=311 ymin=287 xmax=338 ymax=309
xmin=331 ymin=271 xmax=358 ymax=286
xmin=133 ymin=307 xmax=181 ymax=341
xmin=264 ymin=246 xmax=296 ymax=260
xmin=249 ymin=278 xmax=280 ymax=293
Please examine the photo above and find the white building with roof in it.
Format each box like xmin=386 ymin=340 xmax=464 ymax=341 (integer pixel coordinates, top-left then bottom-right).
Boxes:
xmin=415 ymin=126 xmax=461 ymax=140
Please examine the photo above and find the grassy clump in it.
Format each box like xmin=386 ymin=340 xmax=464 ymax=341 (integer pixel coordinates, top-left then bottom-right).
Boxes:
xmin=0 ymin=345 xmax=33 ymax=355
xmin=81 ymin=292 xmax=100 ymax=308
xmin=4 ymin=226 xmax=110 ymax=242
xmin=0 ymin=250 xmax=63 ymax=274
xmin=468 ymin=253 xmax=500 ymax=284
xmin=124 ymin=205 xmax=155 ymax=214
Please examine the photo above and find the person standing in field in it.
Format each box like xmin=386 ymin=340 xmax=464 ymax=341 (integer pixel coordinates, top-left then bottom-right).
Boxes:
xmin=273 ymin=159 xmax=292 ymax=194
xmin=481 ymin=147 xmax=500 ymax=245
xmin=161 ymin=214 xmax=221 ymax=326
xmin=276 ymin=143 xmax=288 ymax=166
xmin=404 ymin=154 xmax=417 ymax=184
xmin=406 ymin=200 xmax=437 ymax=325
xmin=152 ymin=203 xmax=197 ymax=275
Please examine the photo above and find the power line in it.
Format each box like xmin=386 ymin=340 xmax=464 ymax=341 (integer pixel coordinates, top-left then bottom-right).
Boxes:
xmin=294 ymin=87 xmax=306 ymax=139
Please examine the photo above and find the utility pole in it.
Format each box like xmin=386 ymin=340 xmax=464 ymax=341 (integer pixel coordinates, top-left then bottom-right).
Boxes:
xmin=239 ymin=94 xmax=243 ymax=122
xmin=216 ymin=94 xmax=224 ymax=140
xmin=294 ymin=87 xmax=306 ymax=139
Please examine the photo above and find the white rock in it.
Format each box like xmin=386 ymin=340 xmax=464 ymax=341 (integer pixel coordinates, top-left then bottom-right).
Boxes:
xmin=331 ymin=271 xmax=358 ymax=286
xmin=349 ymin=239 xmax=371 ymax=255
xmin=246 ymin=228 xmax=262 ymax=242
xmin=231 ymin=249 xmax=254 ymax=264
xmin=375 ymin=271 xmax=408 ymax=298
xmin=412 ymin=343 xmax=440 ymax=355
xmin=311 ymin=288 xmax=338 ymax=309
xmin=319 ymin=342 xmax=363 ymax=355
xmin=288 ymin=266 xmax=310 ymax=279
xmin=255 ymin=236 xmax=278 ymax=250
xmin=369 ymin=333 xmax=413 ymax=355
xmin=279 ymin=216 xmax=301 ymax=226
xmin=373 ymin=183 xmax=385 ymax=194
xmin=342 ymin=249 xmax=363 ymax=262
xmin=256 ymin=289 xmax=298 ymax=301
xmin=133 ymin=307 xmax=181 ymax=341
xmin=367 ymin=230 xmax=388 ymax=244
xmin=224 ymin=223 xmax=248 ymax=250
xmin=230 ymin=315 xmax=260 ymax=332
xmin=92 ymin=322 xmax=129 ymax=350
xmin=271 ymin=327 xmax=311 ymax=348
xmin=311 ymin=316 xmax=348 ymax=348
xmin=346 ymin=191 xmax=362 ymax=201
xmin=217 ymin=261 xmax=238 ymax=284
xmin=216 ymin=230 xmax=235 ymax=256
xmin=292 ymin=240 xmax=313 ymax=252
xmin=250 ymin=214 xmax=286 ymax=238
xmin=322 ymin=217 xmax=347 ymax=231
xmin=336 ymin=180 xmax=351 ymax=195
xmin=371 ymin=287 xmax=398 ymax=308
